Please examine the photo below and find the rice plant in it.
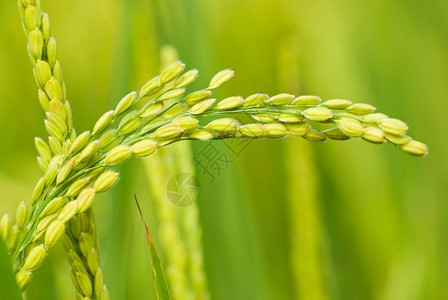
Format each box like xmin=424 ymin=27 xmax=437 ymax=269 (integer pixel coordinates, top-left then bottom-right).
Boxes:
xmin=0 ymin=0 xmax=428 ymax=299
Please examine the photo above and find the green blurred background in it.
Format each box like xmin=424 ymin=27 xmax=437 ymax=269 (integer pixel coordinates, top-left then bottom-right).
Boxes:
xmin=0 ymin=0 xmax=447 ymax=299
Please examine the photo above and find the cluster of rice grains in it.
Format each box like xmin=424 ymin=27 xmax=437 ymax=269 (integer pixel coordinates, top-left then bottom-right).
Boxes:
xmin=1 ymin=0 xmax=428 ymax=298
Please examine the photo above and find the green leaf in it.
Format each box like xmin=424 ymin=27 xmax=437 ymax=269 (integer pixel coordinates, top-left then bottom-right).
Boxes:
xmin=134 ymin=195 xmax=171 ymax=300
xmin=0 ymin=240 xmax=22 ymax=300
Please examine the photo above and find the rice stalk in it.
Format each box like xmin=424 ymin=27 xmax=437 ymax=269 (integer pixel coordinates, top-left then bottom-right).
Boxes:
xmin=141 ymin=46 xmax=209 ymax=300
xmin=12 ymin=1 xmax=109 ymax=297
xmin=171 ymin=143 xmax=209 ymax=300
xmin=277 ymin=38 xmax=328 ymax=300
xmin=3 ymin=55 xmax=429 ymax=292
xmin=64 ymin=209 xmax=109 ymax=300
xmin=0 ymin=0 xmax=429 ymax=296
xmin=144 ymin=147 xmax=191 ymax=300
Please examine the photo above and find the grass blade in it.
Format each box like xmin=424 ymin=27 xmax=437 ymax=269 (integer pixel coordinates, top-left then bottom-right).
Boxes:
xmin=134 ymin=194 xmax=171 ymax=300
xmin=0 ymin=240 xmax=22 ymax=300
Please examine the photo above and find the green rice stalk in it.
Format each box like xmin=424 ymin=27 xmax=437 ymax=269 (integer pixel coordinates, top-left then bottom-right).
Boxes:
xmin=172 ymin=141 xmax=209 ymax=300
xmin=3 ymin=0 xmax=429 ymax=295
xmin=12 ymin=1 xmax=109 ymax=295
xmin=144 ymin=149 xmax=190 ymax=300
xmin=277 ymin=38 xmax=328 ymax=300
xmin=4 ymin=55 xmax=428 ymax=291
xmin=64 ymin=209 xmax=109 ymax=300
xmin=141 ymin=46 xmax=209 ymax=300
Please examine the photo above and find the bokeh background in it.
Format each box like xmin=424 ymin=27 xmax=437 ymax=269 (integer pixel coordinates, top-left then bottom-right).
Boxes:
xmin=0 ymin=0 xmax=447 ymax=299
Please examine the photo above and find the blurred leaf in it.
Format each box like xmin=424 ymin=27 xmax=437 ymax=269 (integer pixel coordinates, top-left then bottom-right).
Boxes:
xmin=134 ymin=194 xmax=171 ymax=300
xmin=0 ymin=240 xmax=22 ymax=300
